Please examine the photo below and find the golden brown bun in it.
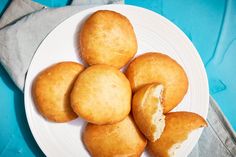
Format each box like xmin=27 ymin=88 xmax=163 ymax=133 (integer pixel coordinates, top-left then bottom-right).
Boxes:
xmin=126 ymin=52 xmax=188 ymax=113
xmin=83 ymin=116 xmax=147 ymax=157
xmin=71 ymin=64 xmax=131 ymax=125
xmin=33 ymin=62 xmax=84 ymax=122
xmin=148 ymin=112 xmax=207 ymax=157
xmin=80 ymin=10 xmax=137 ymax=68
xmin=132 ymin=83 xmax=165 ymax=142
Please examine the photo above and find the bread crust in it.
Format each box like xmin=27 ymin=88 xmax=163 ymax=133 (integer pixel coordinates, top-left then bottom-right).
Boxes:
xmin=80 ymin=10 xmax=137 ymax=68
xmin=132 ymin=83 xmax=165 ymax=142
xmin=71 ymin=64 xmax=131 ymax=125
xmin=126 ymin=52 xmax=189 ymax=113
xmin=33 ymin=62 xmax=84 ymax=122
xmin=83 ymin=116 xmax=147 ymax=157
xmin=147 ymin=112 xmax=207 ymax=157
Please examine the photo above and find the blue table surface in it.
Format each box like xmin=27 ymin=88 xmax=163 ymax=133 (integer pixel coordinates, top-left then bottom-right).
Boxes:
xmin=0 ymin=0 xmax=235 ymax=156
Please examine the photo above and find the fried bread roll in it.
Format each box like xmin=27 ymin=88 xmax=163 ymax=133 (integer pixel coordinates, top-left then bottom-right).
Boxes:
xmin=80 ymin=10 xmax=137 ymax=68
xmin=126 ymin=52 xmax=188 ymax=113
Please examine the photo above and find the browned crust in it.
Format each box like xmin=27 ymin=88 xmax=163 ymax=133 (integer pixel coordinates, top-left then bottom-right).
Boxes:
xmin=71 ymin=64 xmax=131 ymax=125
xmin=32 ymin=62 xmax=84 ymax=122
xmin=126 ymin=52 xmax=189 ymax=113
xmin=148 ymin=112 xmax=207 ymax=157
xmin=83 ymin=116 xmax=147 ymax=157
xmin=80 ymin=10 xmax=137 ymax=68
xmin=132 ymin=83 xmax=164 ymax=142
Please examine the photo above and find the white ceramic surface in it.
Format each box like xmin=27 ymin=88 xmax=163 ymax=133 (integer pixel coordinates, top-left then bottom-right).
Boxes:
xmin=24 ymin=4 xmax=209 ymax=157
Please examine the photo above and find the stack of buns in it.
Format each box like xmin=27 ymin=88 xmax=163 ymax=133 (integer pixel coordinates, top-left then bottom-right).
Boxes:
xmin=32 ymin=10 xmax=207 ymax=157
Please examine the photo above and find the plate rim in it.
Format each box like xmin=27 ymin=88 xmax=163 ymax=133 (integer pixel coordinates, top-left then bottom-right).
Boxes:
xmin=24 ymin=4 xmax=209 ymax=157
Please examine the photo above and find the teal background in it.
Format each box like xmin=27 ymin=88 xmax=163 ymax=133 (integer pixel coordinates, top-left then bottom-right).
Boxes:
xmin=0 ymin=0 xmax=235 ymax=156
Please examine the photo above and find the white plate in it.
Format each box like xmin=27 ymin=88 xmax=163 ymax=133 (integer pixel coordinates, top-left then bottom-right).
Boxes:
xmin=24 ymin=4 xmax=209 ymax=157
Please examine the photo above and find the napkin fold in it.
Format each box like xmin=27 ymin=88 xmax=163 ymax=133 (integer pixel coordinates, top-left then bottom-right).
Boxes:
xmin=0 ymin=0 xmax=123 ymax=91
xmin=189 ymin=97 xmax=236 ymax=157
xmin=0 ymin=1 xmax=235 ymax=157
xmin=0 ymin=0 xmax=44 ymax=28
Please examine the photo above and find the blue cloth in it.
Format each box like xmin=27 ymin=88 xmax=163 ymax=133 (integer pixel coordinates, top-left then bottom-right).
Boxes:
xmin=0 ymin=65 xmax=44 ymax=157
xmin=0 ymin=0 xmax=10 ymax=16
xmin=0 ymin=2 xmax=44 ymax=157
xmin=126 ymin=0 xmax=236 ymax=131
xmin=0 ymin=0 xmax=235 ymax=157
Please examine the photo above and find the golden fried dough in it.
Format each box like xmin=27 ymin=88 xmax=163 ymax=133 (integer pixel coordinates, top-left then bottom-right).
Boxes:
xmin=80 ymin=10 xmax=137 ymax=68
xmin=126 ymin=52 xmax=188 ymax=113
xmin=148 ymin=112 xmax=207 ymax=157
xmin=71 ymin=64 xmax=131 ymax=125
xmin=33 ymin=62 xmax=84 ymax=122
xmin=83 ymin=116 xmax=147 ymax=157
xmin=132 ymin=83 xmax=165 ymax=142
